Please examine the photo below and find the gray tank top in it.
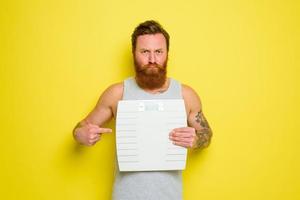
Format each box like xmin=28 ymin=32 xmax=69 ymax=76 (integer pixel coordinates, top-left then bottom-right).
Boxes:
xmin=112 ymin=77 xmax=183 ymax=200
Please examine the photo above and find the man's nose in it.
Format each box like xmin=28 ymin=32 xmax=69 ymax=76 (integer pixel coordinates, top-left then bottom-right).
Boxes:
xmin=148 ymin=52 xmax=156 ymax=63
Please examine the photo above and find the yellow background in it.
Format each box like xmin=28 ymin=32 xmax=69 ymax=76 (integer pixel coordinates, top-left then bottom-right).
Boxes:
xmin=0 ymin=0 xmax=299 ymax=199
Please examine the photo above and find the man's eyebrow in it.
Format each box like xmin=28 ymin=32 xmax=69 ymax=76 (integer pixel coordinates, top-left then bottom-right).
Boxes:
xmin=138 ymin=48 xmax=149 ymax=51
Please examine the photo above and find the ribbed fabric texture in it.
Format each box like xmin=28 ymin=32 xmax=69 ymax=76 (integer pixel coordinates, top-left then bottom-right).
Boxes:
xmin=112 ymin=77 xmax=183 ymax=200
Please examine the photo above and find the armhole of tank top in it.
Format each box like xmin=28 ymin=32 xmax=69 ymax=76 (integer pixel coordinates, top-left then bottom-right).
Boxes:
xmin=171 ymin=78 xmax=183 ymax=99
xmin=179 ymin=83 xmax=183 ymax=99
xmin=122 ymin=79 xmax=127 ymax=100
xmin=122 ymin=77 xmax=133 ymax=100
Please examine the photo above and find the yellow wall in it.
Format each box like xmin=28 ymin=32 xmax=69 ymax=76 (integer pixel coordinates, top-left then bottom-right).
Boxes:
xmin=1 ymin=0 xmax=299 ymax=199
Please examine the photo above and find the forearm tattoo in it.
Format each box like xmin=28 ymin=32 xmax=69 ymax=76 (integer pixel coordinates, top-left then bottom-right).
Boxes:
xmin=195 ymin=110 xmax=213 ymax=149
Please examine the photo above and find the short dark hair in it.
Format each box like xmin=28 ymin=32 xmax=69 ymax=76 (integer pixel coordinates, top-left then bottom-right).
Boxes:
xmin=131 ymin=20 xmax=170 ymax=52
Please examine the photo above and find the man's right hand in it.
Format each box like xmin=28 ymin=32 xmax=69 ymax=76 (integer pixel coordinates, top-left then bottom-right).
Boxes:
xmin=74 ymin=123 xmax=112 ymax=146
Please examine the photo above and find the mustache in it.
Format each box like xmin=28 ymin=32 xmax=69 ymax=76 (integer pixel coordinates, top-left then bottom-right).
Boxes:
xmin=136 ymin=63 xmax=164 ymax=71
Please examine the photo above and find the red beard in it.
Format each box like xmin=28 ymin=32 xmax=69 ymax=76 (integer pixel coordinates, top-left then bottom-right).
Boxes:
xmin=134 ymin=59 xmax=168 ymax=90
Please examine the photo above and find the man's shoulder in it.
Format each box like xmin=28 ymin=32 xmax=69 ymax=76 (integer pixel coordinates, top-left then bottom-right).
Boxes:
xmin=107 ymin=82 xmax=124 ymax=91
xmin=168 ymin=78 xmax=200 ymax=99
xmin=181 ymin=83 xmax=198 ymax=98
xmin=104 ymin=82 xmax=124 ymax=97
xmin=181 ymin=83 xmax=202 ymax=109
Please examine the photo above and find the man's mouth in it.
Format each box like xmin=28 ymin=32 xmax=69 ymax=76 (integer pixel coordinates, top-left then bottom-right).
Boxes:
xmin=147 ymin=63 xmax=164 ymax=69
xmin=147 ymin=64 xmax=158 ymax=68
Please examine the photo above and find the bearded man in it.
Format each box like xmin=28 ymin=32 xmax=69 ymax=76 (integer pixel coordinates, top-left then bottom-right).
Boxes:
xmin=73 ymin=20 xmax=213 ymax=200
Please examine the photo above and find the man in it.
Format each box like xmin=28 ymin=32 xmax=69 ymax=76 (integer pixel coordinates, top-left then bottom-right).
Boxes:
xmin=73 ymin=20 xmax=212 ymax=200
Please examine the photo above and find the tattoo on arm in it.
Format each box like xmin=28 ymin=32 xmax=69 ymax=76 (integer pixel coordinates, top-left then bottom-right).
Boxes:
xmin=195 ymin=110 xmax=213 ymax=149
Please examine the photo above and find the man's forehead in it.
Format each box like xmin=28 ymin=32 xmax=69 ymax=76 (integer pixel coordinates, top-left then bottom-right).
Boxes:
xmin=136 ymin=33 xmax=167 ymax=49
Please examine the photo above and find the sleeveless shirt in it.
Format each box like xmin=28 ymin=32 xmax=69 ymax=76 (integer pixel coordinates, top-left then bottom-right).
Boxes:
xmin=112 ymin=77 xmax=183 ymax=200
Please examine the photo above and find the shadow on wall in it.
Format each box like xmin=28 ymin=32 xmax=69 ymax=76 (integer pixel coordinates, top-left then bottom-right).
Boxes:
xmin=54 ymin=120 xmax=116 ymax=183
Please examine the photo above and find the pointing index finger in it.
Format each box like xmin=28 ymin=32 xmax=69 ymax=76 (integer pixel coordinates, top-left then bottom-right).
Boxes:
xmin=99 ymin=128 xmax=113 ymax=134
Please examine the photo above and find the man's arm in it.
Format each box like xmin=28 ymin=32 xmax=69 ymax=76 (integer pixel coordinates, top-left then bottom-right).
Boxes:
xmin=184 ymin=84 xmax=213 ymax=150
xmin=73 ymin=83 xmax=123 ymax=146
xmin=169 ymin=84 xmax=212 ymax=150
xmin=192 ymin=110 xmax=212 ymax=149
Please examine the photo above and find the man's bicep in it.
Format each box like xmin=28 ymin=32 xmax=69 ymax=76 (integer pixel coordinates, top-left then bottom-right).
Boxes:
xmin=84 ymin=103 xmax=113 ymax=126
xmin=186 ymin=93 xmax=211 ymax=131
xmin=187 ymin=100 xmax=204 ymax=130
xmin=183 ymin=85 xmax=202 ymax=128
xmin=183 ymin=85 xmax=213 ymax=149
xmin=84 ymin=83 xmax=122 ymax=126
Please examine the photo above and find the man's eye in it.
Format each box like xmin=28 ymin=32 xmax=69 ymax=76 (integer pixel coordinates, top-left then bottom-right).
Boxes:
xmin=141 ymin=50 xmax=149 ymax=53
xmin=155 ymin=50 xmax=163 ymax=54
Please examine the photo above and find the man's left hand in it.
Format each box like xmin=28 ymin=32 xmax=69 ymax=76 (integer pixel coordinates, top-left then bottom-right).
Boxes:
xmin=169 ymin=127 xmax=198 ymax=149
